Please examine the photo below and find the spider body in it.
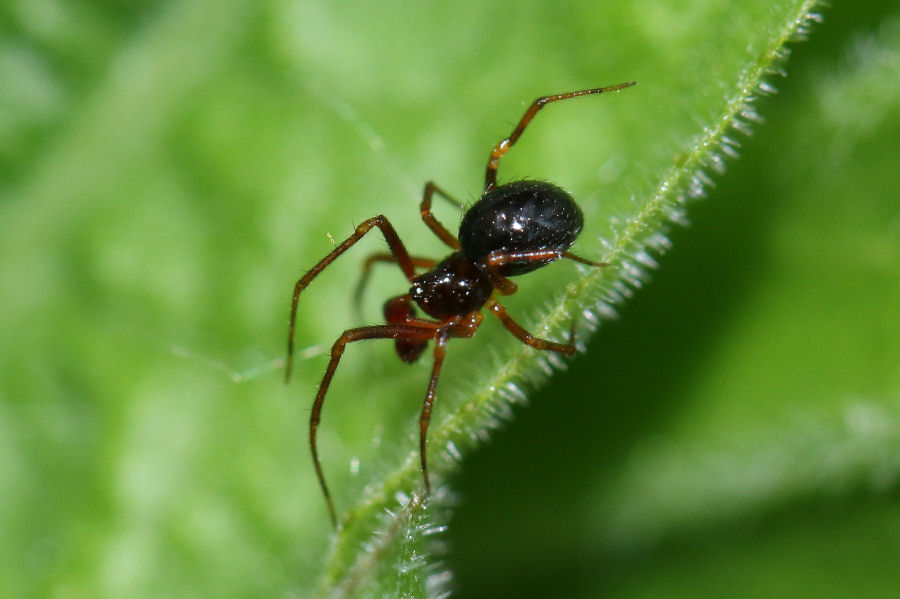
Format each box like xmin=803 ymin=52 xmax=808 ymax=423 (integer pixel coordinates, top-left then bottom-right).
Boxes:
xmin=458 ymin=180 xmax=584 ymax=276
xmin=410 ymin=252 xmax=493 ymax=318
xmin=285 ymin=81 xmax=635 ymax=527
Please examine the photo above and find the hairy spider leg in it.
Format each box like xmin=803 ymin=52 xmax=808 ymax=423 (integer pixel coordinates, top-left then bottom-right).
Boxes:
xmin=482 ymin=248 xmax=610 ymax=353
xmin=485 ymin=298 xmax=576 ymax=356
xmin=420 ymin=181 xmax=463 ymax=250
xmin=310 ymin=322 xmax=443 ymax=527
xmin=484 ymin=248 xmax=609 ymax=270
xmin=478 ymin=249 xmax=607 ymax=295
xmin=286 ymin=216 xmax=417 ymax=383
xmin=483 ymin=81 xmax=637 ymax=193
xmin=484 ymin=249 xmax=577 ymax=268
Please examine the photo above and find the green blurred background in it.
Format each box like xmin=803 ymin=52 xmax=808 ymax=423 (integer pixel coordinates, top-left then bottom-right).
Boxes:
xmin=1 ymin=0 xmax=898 ymax=598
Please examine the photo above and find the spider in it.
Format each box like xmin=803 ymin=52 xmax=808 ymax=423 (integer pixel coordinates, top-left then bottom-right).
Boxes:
xmin=285 ymin=81 xmax=636 ymax=526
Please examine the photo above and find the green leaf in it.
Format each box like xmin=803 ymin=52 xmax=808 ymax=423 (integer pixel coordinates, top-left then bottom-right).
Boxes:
xmin=1 ymin=1 xmax=898 ymax=598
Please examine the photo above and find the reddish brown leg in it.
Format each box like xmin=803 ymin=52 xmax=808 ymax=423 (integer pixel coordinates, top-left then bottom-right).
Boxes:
xmin=484 ymin=82 xmax=637 ymax=192
xmin=421 ymin=181 xmax=462 ymax=250
xmin=353 ymin=253 xmax=436 ymax=314
xmin=485 ymin=298 xmax=575 ymax=356
xmin=486 ymin=249 xmax=607 ymax=269
xmin=310 ymin=323 xmax=441 ymax=527
xmin=486 ymin=248 xmax=565 ymax=268
xmin=483 ymin=248 xmax=607 ymax=293
xmin=483 ymin=250 xmax=605 ymax=354
xmin=286 ymin=216 xmax=417 ymax=383
xmin=419 ymin=334 xmax=449 ymax=493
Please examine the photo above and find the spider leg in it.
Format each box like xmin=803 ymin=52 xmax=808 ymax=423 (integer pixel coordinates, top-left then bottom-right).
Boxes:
xmin=482 ymin=248 xmax=568 ymax=295
xmin=485 ymin=298 xmax=576 ymax=356
xmin=420 ymin=181 xmax=462 ymax=250
xmin=483 ymin=81 xmax=637 ymax=192
xmin=562 ymin=251 xmax=608 ymax=268
xmin=310 ymin=323 xmax=442 ymax=528
xmin=482 ymin=249 xmax=607 ymax=294
xmin=419 ymin=333 xmax=449 ymax=493
xmin=482 ymin=248 xmax=605 ymax=353
xmin=286 ymin=215 xmax=417 ymax=383
xmin=352 ymin=253 xmax=436 ymax=317
xmin=486 ymin=249 xmax=566 ymax=269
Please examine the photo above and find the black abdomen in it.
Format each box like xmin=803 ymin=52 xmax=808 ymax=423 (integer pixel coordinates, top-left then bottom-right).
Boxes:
xmin=458 ymin=181 xmax=583 ymax=276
